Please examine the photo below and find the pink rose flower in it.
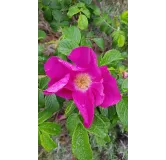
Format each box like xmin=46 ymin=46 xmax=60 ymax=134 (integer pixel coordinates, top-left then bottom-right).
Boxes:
xmin=43 ymin=46 xmax=121 ymax=128
xmin=123 ymin=71 xmax=128 ymax=79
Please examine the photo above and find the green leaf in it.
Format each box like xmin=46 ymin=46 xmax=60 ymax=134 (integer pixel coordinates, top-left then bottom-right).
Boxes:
xmin=98 ymin=115 xmax=110 ymax=129
xmin=86 ymin=115 xmax=108 ymax=138
xmin=57 ymin=53 xmax=67 ymax=60
xmin=38 ymin=63 xmax=45 ymax=75
xmin=38 ymin=89 xmax=45 ymax=108
xmin=67 ymin=5 xmax=80 ymax=18
xmin=72 ymin=123 xmax=93 ymax=160
xmin=80 ymin=36 xmax=92 ymax=47
xmin=108 ymin=106 xmax=117 ymax=120
xmin=60 ymin=21 xmax=70 ymax=27
xmin=50 ymin=21 xmax=59 ymax=32
xmin=86 ymin=31 xmax=94 ymax=38
xmin=38 ymin=109 xmax=52 ymax=124
xmin=45 ymin=95 xmax=60 ymax=113
xmin=76 ymin=2 xmax=86 ymax=8
xmin=38 ymin=44 xmax=44 ymax=55
xmin=118 ymin=34 xmax=125 ymax=47
xmin=39 ymin=122 xmax=61 ymax=136
xmin=58 ymin=39 xmax=79 ymax=55
xmin=112 ymin=30 xmax=125 ymax=47
xmin=92 ymin=38 xmax=104 ymax=50
xmin=93 ymin=13 xmax=112 ymax=34
xmin=100 ymin=49 xmax=122 ymax=66
xmin=120 ymin=10 xmax=128 ymax=24
xmin=95 ymin=136 xmax=107 ymax=146
xmin=38 ymin=56 xmax=47 ymax=62
xmin=38 ymin=30 xmax=46 ymax=40
xmin=43 ymin=8 xmax=53 ymax=22
xmin=49 ymin=0 xmax=61 ymax=9
xmin=66 ymin=113 xmax=80 ymax=136
xmin=89 ymin=4 xmax=101 ymax=15
xmin=79 ymin=0 xmax=92 ymax=5
xmin=38 ymin=77 xmax=50 ymax=90
xmin=78 ymin=14 xmax=88 ymax=30
xmin=93 ymin=17 xmax=103 ymax=26
xmin=104 ymin=135 xmax=111 ymax=142
xmin=121 ymin=78 xmax=128 ymax=92
xmin=63 ymin=26 xmax=81 ymax=44
xmin=99 ymin=108 xmax=108 ymax=117
xmin=52 ymin=10 xmax=64 ymax=22
xmin=65 ymin=101 xmax=76 ymax=117
xmin=42 ymin=0 xmax=50 ymax=6
xmin=80 ymin=7 xmax=90 ymax=18
xmin=116 ymin=97 xmax=128 ymax=127
xmin=40 ymin=131 xmax=57 ymax=152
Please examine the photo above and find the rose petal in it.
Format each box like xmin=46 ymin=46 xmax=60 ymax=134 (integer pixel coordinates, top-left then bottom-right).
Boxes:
xmin=90 ymin=81 xmax=105 ymax=106
xmin=100 ymin=66 xmax=122 ymax=107
xmin=43 ymin=74 xmax=70 ymax=95
xmin=44 ymin=56 xmax=84 ymax=81
xmin=72 ymin=89 xmax=95 ymax=128
xmin=56 ymin=88 xmax=73 ymax=99
xmin=68 ymin=46 xmax=101 ymax=79
xmin=68 ymin=46 xmax=97 ymax=68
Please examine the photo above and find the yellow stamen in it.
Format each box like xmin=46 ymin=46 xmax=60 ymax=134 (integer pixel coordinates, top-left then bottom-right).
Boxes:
xmin=74 ymin=73 xmax=91 ymax=91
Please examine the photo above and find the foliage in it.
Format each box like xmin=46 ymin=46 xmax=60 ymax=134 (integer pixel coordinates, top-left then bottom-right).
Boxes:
xmin=38 ymin=0 xmax=128 ymax=159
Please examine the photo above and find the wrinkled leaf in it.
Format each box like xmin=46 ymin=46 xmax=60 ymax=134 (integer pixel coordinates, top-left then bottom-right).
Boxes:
xmin=80 ymin=37 xmax=92 ymax=47
xmin=72 ymin=123 xmax=93 ymax=160
xmin=98 ymin=115 xmax=110 ymax=129
xmin=45 ymin=95 xmax=60 ymax=113
xmin=112 ymin=30 xmax=126 ymax=47
xmin=38 ymin=30 xmax=46 ymax=40
xmin=65 ymin=101 xmax=76 ymax=117
xmin=38 ymin=89 xmax=45 ymax=108
xmin=76 ymin=2 xmax=86 ymax=8
xmin=40 ymin=131 xmax=57 ymax=152
xmin=52 ymin=10 xmax=64 ymax=22
xmin=38 ymin=109 xmax=52 ymax=124
xmin=38 ymin=63 xmax=45 ymax=75
xmin=58 ymin=39 xmax=79 ymax=55
xmin=93 ymin=38 xmax=104 ymax=50
xmin=118 ymin=34 xmax=125 ymax=47
xmin=39 ymin=122 xmax=61 ymax=136
xmin=95 ymin=136 xmax=107 ymax=146
xmin=38 ymin=76 xmax=50 ymax=90
xmin=63 ymin=26 xmax=81 ymax=44
xmin=86 ymin=115 xmax=108 ymax=138
xmin=43 ymin=8 xmax=53 ymax=21
xmin=66 ymin=113 xmax=80 ymax=136
xmin=120 ymin=10 xmax=128 ymax=24
xmin=116 ymin=97 xmax=128 ymax=127
xmin=121 ymin=78 xmax=128 ymax=92
xmin=89 ymin=4 xmax=101 ymax=15
xmin=79 ymin=0 xmax=92 ymax=5
xmin=80 ymin=7 xmax=90 ymax=18
xmin=108 ymin=106 xmax=117 ymax=120
xmin=100 ymin=49 xmax=122 ymax=66
xmin=38 ymin=44 xmax=44 ymax=55
xmin=78 ymin=14 xmax=88 ymax=30
xmin=67 ymin=5 xmax=80 ymax=18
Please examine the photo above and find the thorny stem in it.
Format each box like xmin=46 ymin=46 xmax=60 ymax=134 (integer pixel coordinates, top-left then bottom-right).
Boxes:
xmin=92 ymin=0 xmax=118 ymax=31
xmin=101 ymin=16 xmax=117 ymax=31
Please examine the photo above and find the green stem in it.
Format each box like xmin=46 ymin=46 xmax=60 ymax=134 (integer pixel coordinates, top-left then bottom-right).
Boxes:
xmin=100 ymin=15 xmax=117 ymax=31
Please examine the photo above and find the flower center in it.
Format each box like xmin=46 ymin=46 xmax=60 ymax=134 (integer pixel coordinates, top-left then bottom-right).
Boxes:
xmin=74 ymin=73 xmax=92 ymax=91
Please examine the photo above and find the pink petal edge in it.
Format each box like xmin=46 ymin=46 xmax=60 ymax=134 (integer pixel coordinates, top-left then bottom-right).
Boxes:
xmin=72 ymin=89 xmax=95 ymax=128
xmin=100 ymin=66 xmax=122 ymax=108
